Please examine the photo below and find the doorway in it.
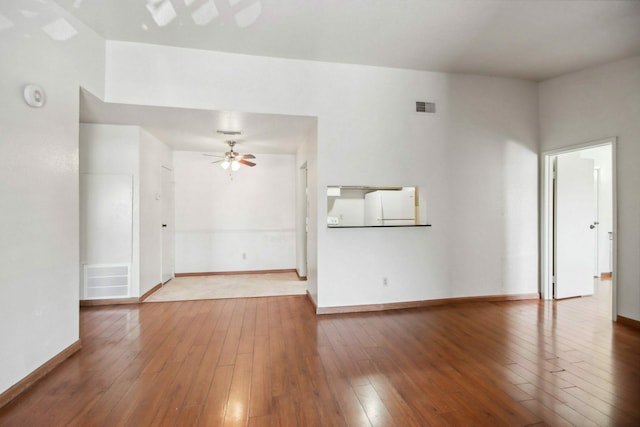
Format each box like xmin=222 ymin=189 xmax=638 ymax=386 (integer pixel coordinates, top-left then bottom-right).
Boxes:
xmin=541 ymin=138 xmax=616 ymax=319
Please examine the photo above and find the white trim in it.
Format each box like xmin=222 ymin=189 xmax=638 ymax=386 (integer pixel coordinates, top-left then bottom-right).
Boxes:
xmin=540 ymin=153 xmax=554 ymax=300
xmin=593 ymin=168 xmax=600 ymax=277
xmin=540 ymin=137 xmax=617 ymax=320
xmin=611 ymin=140 xmax=618 ymax=321
xmin=161 ymin=166 xmax=175 ymax=285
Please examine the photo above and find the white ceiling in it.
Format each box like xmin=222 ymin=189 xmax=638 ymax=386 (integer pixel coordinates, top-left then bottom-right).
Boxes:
xmin=63 ymin=1 xmax=640 ymax=153
xmin=80 ymin=91 xmax=316 ymax=154
xmin=56 ymin=0 xmax=640 ymax=81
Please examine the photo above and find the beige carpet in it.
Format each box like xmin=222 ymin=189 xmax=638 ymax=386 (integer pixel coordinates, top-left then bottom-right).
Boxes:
xmin=145 ymin=272 xmax=307 ymax=302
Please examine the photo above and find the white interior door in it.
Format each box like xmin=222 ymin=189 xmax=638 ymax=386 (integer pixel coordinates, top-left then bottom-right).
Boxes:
xmin=554 ymin=153 xmax=596 ymax=299
xmin=161 ymin=167 xmax=174 ymax=284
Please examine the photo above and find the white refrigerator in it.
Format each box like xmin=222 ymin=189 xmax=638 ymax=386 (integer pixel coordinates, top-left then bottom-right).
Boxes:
xmin=364 ymin=189 xmax=416 ymax=226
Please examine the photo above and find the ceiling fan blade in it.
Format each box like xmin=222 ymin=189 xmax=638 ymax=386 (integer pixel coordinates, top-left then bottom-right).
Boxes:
xmin=239 ymin=159 xmax=256 ymax=167
xmin=203 ymin=153 xmax=224 ymax=158
xmin=211 ymin=160 xmax=224 ymax=164
xmin=242 ymin=153 xmax=256 ymax=159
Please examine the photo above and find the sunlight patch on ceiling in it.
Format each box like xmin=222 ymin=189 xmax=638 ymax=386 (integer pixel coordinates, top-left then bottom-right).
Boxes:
xmin=190 ymin=0 xmax=219 ymax=26
xmin=19 ymin=9 xmax=39 ymax=19
xmin=145 ymin=0 xmax=177 ymax=27
xmin=234 ymin=1 xmax=261 ymax=28
xmin=139 ymin=0 xmax=261 ymax=29
xmin=41 ymin=17 xmax=77 ymax=40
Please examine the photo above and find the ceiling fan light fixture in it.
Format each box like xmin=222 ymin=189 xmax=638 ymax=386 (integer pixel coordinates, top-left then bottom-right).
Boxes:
xmin=208 ymin=139 xmax=256 ymax=172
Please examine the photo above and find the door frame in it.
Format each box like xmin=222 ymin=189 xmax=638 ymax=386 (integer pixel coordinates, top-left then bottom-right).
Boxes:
xmin=161 ymin=165 xmax=175 ymax=284
xmin=296 ymin=162 xmax=308 ymax=279
xmin=540 ymin=137 xmax=617 ymax=320
xmin=593 ymin=168 xmax=600 ymax=277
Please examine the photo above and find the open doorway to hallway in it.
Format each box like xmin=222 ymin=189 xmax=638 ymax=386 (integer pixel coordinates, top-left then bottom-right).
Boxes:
xmin=541 ymin=139 xmax=616 ymax=319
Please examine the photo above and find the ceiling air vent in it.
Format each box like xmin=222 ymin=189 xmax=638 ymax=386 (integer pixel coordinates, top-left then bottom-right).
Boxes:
xmin=416 ymin=101 xmax=436 ymax=113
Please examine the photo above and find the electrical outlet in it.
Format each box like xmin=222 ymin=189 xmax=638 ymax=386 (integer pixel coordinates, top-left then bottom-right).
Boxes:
xmin=383 ymin=277 xmax=388 ymax=286
xmin=242 ymin=252 xmax=247 ymax=260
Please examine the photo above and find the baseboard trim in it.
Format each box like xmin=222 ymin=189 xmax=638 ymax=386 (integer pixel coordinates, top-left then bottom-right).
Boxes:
xmin=0 ymin=339 xmax=81 ymax=409
xmin=80 ymin=297 xmax=139 ymax=306
xmin=306 ymin=290 xmax=318 ymax=312
xmin=601 ymin=272 xmax=612 ymax=279
xmin=81 ymin=283 xmax=164 ymax=307
xmin=617 ymin=315 xmax=640 ymax=330
xmin=295 ymin=270 xmax=307 ymax=281
xmin=140 ymin=283 xmax=162 ymax=302
xmin=175 ymin=268 xmax=297 ymax=277
xmin=316 ymin=293 xmax=540 ymax=315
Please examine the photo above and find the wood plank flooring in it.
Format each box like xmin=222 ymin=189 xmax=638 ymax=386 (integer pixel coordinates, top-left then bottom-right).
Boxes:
xmin=1 ymin=280 xmax=639 ymax=426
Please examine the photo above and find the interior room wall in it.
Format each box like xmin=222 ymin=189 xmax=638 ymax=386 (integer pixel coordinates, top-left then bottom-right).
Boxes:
xmin=297 ymin=122 xmax=318 ymax=302
xmin=105 ymin=41 xmax=539 ymax=309
xmin=0 ymin=0 xmax=104 ymax=395
xmin=173 ymin=151 xmax=296 ymax=273
xmin=79 ymin=125 xmax=173 ymax=298
xmin=539 ymin=55 xmax=640 ymax=321
xmin=327 ymin=189 xmax=366 ymax=227
xmin=139 ymin=128 xmax=173 ymax=294
xmin=295 ymin=155 xmax=308 ymax=279
xmin=79 ymin=124 xmax=140 ymax=298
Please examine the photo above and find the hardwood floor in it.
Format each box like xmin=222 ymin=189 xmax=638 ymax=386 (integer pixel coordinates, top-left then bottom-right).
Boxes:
xmin=1 ymin=280 xmax=638 ymax=426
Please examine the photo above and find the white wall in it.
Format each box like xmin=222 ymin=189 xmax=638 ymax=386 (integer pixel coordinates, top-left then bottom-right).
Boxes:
xmin=105 ymin=41 xmax=539 ymax=309
xmin=327 ymin=189 xmax=366 ymax=227
xmin=317 ymin=74 xmax=538 ymax=307
xmin=295 ymin=163 xmax=308 ymax=277
xmin=79 ymin=124 xmax=140 ymax=298
xmin=79 ymin=124 xmax=173 ymax=298
xmin=539 ymin=55 xmax=640 ymax=321
xmin=0 ymin=0 xmax=104 ymax=394
xmin=173 ymin=151 xmax=296 ymax=273
xmin=139 ymin=128 xmax=173 ymax=294
xmin=296 ymin=123 xmax=318 ymax=301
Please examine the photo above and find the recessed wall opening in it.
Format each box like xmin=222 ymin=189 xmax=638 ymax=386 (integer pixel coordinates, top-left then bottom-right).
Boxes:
xmin=78 ymin=89 xmax=318 ymax=302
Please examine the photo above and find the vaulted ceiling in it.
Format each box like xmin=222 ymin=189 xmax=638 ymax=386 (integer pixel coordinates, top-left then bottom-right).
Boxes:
xmin=52 ymin=1 xmax=640 ymax=153
xmin=56 ymin=0 xmax=640 ymax=81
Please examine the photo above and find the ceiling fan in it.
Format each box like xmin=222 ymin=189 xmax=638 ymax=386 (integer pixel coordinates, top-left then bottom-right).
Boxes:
xmin=203 ymin=140 xmax=256 ymax=171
